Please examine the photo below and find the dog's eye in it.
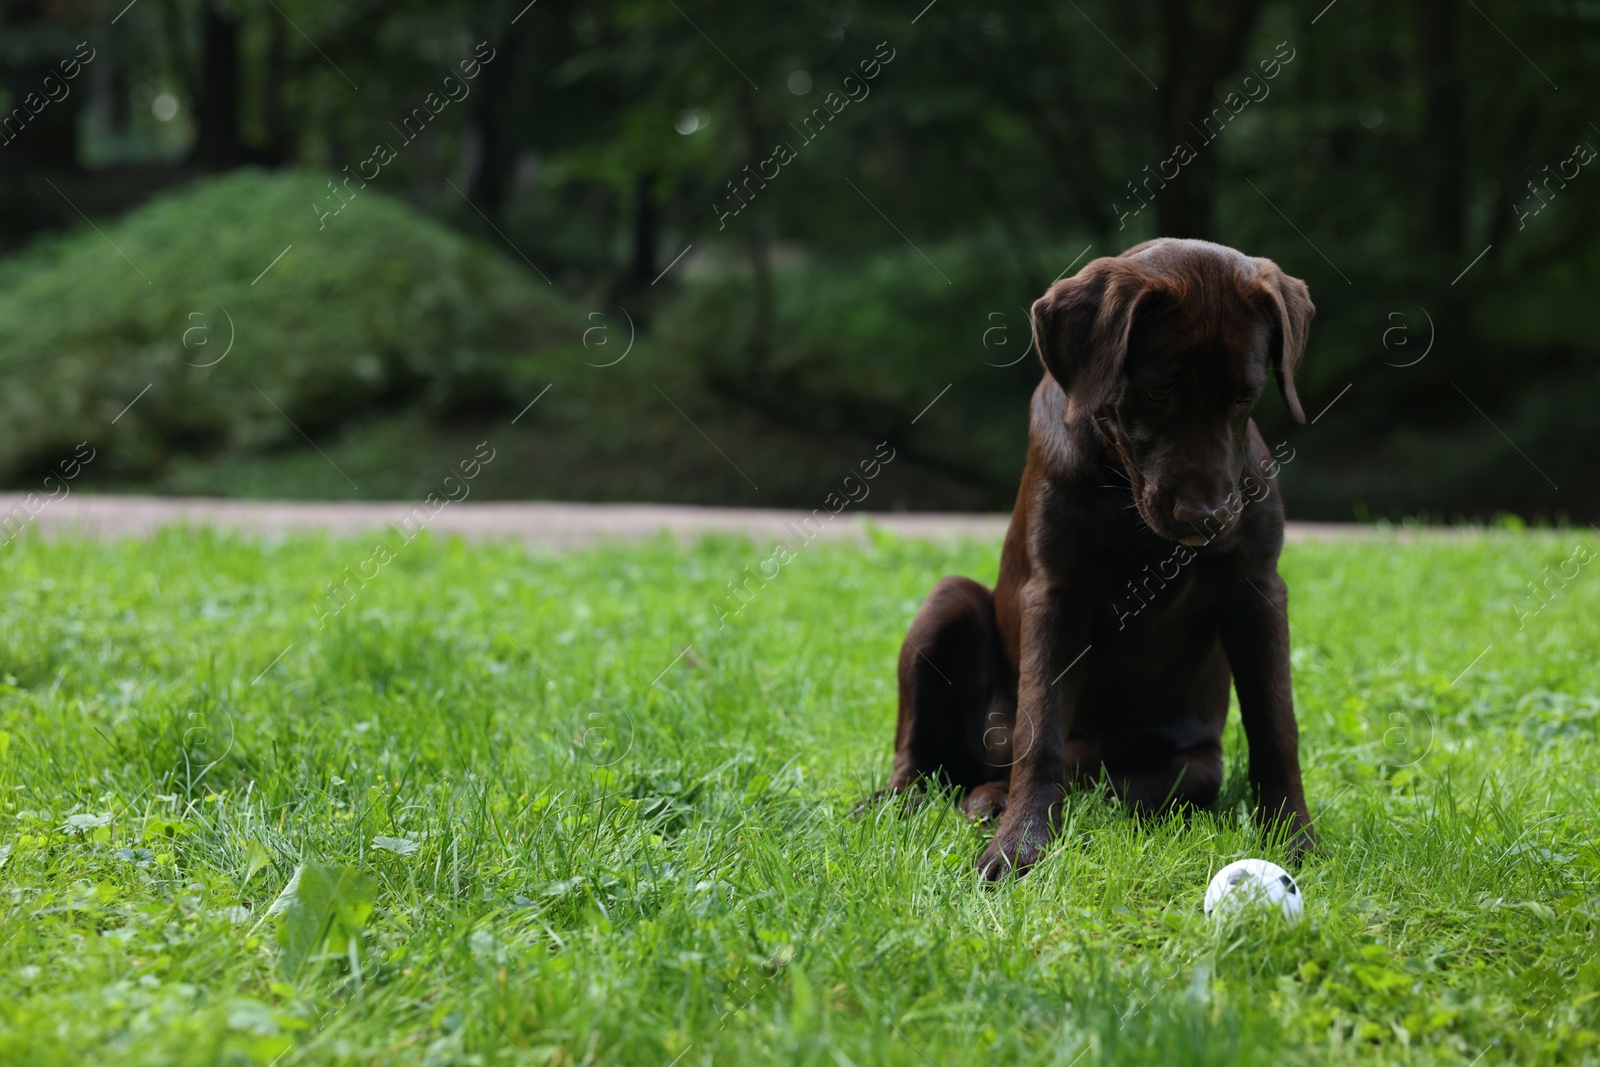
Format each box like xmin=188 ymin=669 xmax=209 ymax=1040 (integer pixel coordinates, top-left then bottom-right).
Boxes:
xmin=1142 ymin=388 xmax=1172 ymax=404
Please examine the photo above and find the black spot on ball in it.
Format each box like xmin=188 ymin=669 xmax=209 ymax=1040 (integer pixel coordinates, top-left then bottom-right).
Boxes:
xmin=1280 ymin=875 xmax=1297 ymax=893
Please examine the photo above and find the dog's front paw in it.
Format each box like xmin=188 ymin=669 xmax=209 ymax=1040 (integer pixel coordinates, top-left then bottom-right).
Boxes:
xmin=1282 ymin=822 xmax=1321 ymax=864
xmin=1257 ymin=804 xmax=1320 ymax=864
xmin=975 ymin=815 xmax=1051 ymax=882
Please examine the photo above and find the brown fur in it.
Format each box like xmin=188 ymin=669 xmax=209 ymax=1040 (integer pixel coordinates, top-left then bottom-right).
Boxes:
xmin=883 ymin=238 xmax=1318 ymax=880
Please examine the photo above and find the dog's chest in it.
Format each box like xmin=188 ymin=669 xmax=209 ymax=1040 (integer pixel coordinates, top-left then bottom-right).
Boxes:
xmin=1100 ymin=547 xmax=1220 ymax=638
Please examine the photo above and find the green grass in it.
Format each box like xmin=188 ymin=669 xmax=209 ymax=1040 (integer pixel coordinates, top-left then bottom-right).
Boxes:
xmin=1 ymin=529 xmax=1598 ymax=1065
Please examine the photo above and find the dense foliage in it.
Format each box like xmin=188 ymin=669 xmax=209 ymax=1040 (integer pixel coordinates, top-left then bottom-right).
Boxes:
xmin=1 ymin=1 xmax=1596 ymax=517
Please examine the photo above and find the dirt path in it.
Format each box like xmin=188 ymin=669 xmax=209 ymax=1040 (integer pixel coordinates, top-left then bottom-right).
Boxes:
xmin=1 ymin=493 xmax=1389 ymax=550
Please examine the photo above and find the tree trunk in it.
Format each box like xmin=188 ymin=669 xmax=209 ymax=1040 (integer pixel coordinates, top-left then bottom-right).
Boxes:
xmin=736 ymin=85 xmax=775 ymax=372
xmin=0 ymin=46 xmax=83 ymax=172
xmin=262 ymin=15 xmax=291 ymax=164
xmin=468 ymin=29 xmax=523 ymax=224
xmin=0 ymin=9 xmax=86 ymax=246
xmin=626 ymin=171 xmax=660 ymax=290
xmin=89 ymin=26 xmax=118 ymax=139
xmin=192 ymin=0 xmax=243 ymax=169
xmin=1417 ymin=0 xmax=1463 ymax=260
xmin=1155 ymin=0 xmax=1265 ymax=238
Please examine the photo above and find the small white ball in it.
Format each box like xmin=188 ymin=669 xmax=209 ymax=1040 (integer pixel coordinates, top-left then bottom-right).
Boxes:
xmin=1204 ymin=858 xmax=1303 ymax=925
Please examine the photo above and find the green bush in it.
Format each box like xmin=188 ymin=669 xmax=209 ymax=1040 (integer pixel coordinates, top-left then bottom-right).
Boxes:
xmin=0 ymin=169 xmax=577 ymax=481
xmin=654 ymin=236 xmax=1064 ymax=498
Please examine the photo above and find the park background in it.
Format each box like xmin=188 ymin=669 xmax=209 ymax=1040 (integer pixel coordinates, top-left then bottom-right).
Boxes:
xmin=2 ymin=0 xmax=1596 ymax=523
xmin=5 ymin=5 xmax=1600 ymax=1065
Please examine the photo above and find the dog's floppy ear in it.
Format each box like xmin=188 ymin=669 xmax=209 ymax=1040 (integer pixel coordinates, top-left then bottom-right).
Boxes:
xmin=1031 ymin=257 xmax=1153 ymax=420
xmin=1253 ymin=260 xmax=1315 ymax=424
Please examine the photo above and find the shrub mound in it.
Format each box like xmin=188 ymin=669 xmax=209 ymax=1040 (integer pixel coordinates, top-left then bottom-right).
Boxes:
xmin=0 ymin=169 xmax=576 ymax=481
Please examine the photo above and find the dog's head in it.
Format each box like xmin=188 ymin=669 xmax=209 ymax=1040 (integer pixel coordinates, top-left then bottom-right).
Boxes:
xmin=1031 ymin=238 xmax=1313 ymax=545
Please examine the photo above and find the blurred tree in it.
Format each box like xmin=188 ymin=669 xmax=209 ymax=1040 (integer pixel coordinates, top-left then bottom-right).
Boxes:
xmin=1417 ymin=0 xmax=1464 ymax=262
xmin=1 ymin=0 xmax=1598 ymax=517
xmin=192 ymin=0 xmax=242 ymax=167
xmin=1155 ymin=0 xmax=1265 ymax=238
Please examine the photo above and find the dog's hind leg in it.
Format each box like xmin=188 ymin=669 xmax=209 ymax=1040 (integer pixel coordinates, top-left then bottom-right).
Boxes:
xmin=888 ymin=576 xmax=1014 ymax=800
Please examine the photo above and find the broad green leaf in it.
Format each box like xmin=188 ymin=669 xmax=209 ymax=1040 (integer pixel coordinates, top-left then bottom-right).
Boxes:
xmin=274 ymin=862 xmax=377 ymax=980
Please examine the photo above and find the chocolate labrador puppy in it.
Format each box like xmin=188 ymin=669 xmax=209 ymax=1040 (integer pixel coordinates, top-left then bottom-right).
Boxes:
xmin=884 ymin=238 xmax=1317 ymax=880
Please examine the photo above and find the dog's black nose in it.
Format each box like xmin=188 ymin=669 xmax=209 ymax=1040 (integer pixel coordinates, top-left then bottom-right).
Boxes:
xmin=1172 ymin=501 xmax=1229 ymax=527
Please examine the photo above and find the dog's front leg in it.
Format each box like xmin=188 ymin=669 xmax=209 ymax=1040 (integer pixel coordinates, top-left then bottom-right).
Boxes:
xmin=976 ymin=580 xmax=1085 ymax=880
xmin=1221 ymin=570 xmax=1317 ymax=856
